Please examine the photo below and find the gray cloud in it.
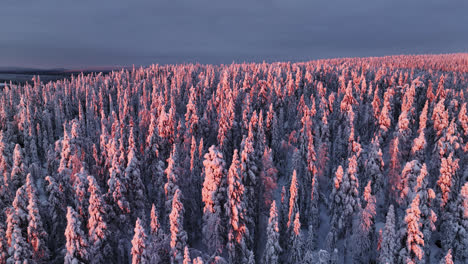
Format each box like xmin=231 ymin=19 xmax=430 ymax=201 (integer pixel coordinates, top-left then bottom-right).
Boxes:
xmin=0 ymin=0 xmax=467 ymax=68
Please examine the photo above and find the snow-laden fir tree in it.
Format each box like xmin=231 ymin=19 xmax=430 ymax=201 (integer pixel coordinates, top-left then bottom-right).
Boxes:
xmin=87 ymin=175 xmax=112 ymax=264
xmin=65 ymin=206 xmax=89 ymax=264
xmin=6 ymin=186 xmax=28 ymax=246
xmin=170 ymin=188 xmax=187 ymax=264
xmin=7 ymin=218 xmax=33 ymax=264
xmin=378 ymin=205 xmax=397 ymax=264
xmin=165 ymin=144 xmax=181 ymax=218
xmin=239 ymin=125 xmax=260 ymax=249
xmin=182 ymin=246 xmax=191 ymax=264
xmin=398 ymin=194 xmax=424 ymax=264
xmin=44 ymin=175 xmax=66 ymax=250
xmin=10 ymin=144 xmax=26 ymax=192
xmin=263 ymin=201 xmax=281 ymax=264
xmin=288 ymin=212 xmax=303 ymax=264
xmin=225 ymin=149 xmax=253 ymax=263
xmin=131 ymin=218 xmax=148 ymax=264
xmin=287 ymin=170 xmax=299 ymax=230
xmin=352 ymin=180 xmax=376 ymax=263
xmin=439 ymin=249 xmax=453 ymax=264
xmin=259 ymin=147 xmax=277 ymax=212
xmin=148 ymin=203 xmax=168 ymax=263
xmin=73 ymin=168 xmax=89 ymax=220
xmin=25 ymin=174 xmax=50 ymax=262
xmin=0 ymin=221 xmax=7 ymax=264
xmin=125 ymin=135 xmax=147 ymax=219
xmin=327 ymin=155 xmax=360 ymax=250
xmin=437 ymin=152 xmax=459 ymax=208
xmin=201 ymin=145 xmax=227 ymax=255
xmin=441 ymin=182 xmax=468 ymax=262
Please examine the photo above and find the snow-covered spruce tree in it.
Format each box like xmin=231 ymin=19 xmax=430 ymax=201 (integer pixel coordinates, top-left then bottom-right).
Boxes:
xmin=259 ymin=147 xmax=277 ymax=213
xmin=106 ymin=134 xmax=131 ymax=218
xmin=7 ymin=218 xmax=33 ymax=264
xmin=458 ymin=102 xmax=468 ymax=136
xmin=327 ymin=155 xmax=360 ymax=251
xmin=165 ymin=144 xmax=182 ymax=218
xmin=170 ymin=188 xmax=187 ymax=264
xmin=388 ymin=136 xmax=401 ymax=200
xmin=125 ymin=137 xmax=147 ymax=219
xmin=217 ymin=89 xmax=236 ymax=160
xmin=378 ymin=205 xmax=397 ymax=264
xmin=439 ymin=249 xmax=453 ymax=264
xmin=201 ymin=145 xmax=227 ymax=255
xmin=144 ymin=114 xmax=165 ymax=211
xmin=225 ymin=149 xmax=253 ymax=263
xmin=351 ymin=180 xmax=376 ymax=263
xmin=411 ymin=163 xmax=437 ymax=252
xmin=73 ymin=167 xmax=89 ymax=221
xmin=263 ymin=201 xmax=282 ymax=264
xmin=192 ymin=257 xmax=204 ymax=264
xmin=10 ymin=144 xmax=26 ymax=192
xmin=398 ymin=194 xmax=425 ymax=264
xmin=187 ymin=136 xmax=203 ymax=242
xmin=287 ymin=169 xmax=299 ymax=230
xmin=65 ymin=206 xmax=89 ymax=264
xmin=25 ymin=174 xmax=50 ymax=262
xmin=441 ymin=182 xmax=468 ymax=262
xmin=44 ymin=175 xmax=66 ymax=250
xmin=432 ymin=98 xmax=449 ymax=137
xmin=288 ymin=212 xmax=303 ymax=264
xmin=131 ymin=218 xmax=148 ymax=264
xmin=87 ymin=175 xmax=112 ymax=264
xmin=183 ymin=246 xmax=191 ymax=264
xmin=7 ymin=185 xmax=28 ymax=246
xmin=411 ymin=129 xmax=427 ymax=162
xmin=364 ymin=137 xmax=385 ymax=203
xmin=0 ymin=221 xmax=7 ymax=264
xmin=437 ymin=152 xmax=459 ymax=208
xmin=240 ymin=124 xmax=260 ymax=249
xmin=185 ymin=86 xmax=200 ymax=139
xmin=149 ymin=203 xmax=168 ymax=263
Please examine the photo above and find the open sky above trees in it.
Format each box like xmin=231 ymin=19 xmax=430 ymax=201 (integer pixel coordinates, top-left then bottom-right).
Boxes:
xmin=1 ymin=0 xmax=467 ymax=68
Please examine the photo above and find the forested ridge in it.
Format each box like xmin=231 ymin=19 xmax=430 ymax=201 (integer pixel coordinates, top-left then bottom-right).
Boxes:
xmin=0 ymin=53 xmax=467 ymax=263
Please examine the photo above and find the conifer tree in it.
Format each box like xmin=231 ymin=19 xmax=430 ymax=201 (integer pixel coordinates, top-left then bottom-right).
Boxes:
xmin=65 ymin=206 xmax=89 ymax=264
xmin=165 ymin=145 xmax=181 ymax=217
xmin=44 ymin=175 xmax=66 ymax=249
xmin=10 ymin=144 xmax=26 ymax=191
xmin=0 ymin=222 xmax=7 ymax=264
xmin=441 ymin=182 xmax=468 ymax=262
xmin=439 ymin=249 xmax=453 ymax=264
xmin=170 ymin=189 xmax=187 ymax=264
xmin=263 ymin=201 xmax=281 ymax=264
xmin=26 ymin=174 xmax=49 ymax=262
xmin=437 ymin=153 xmax=459 ymax=208
xmin=287 ymin=170 xmax=299 ymax=229
xmin=87 ymin=175 xmax=111 ymax=264
xmin=225 ymin=149 xmax=252 ymax=263
xmin=148 ymin=203 xmax=166 ymax=263
xmin=201 ymin=145 xmax=227 ymax=254
xmin=288 ymin=212 xmax=303 ymax=264
xmin=378 ymin=205 xmax=397 ymax=264
xmin=7 ymin=220 xmax=33 ymax=264
xmin=260 ymin=147 xmax=277 ymax=212
xmin=240 ymin=125 xmax=259 ymax=249
xmin=352 ymin=181 xmax=376 ymax=263
xmin=131 ymin=218 xmax=148 ymax=264
xmin=125 ymin=140 xmax=146 ymax=218
xmin=399 ymin=194 xmax=424 ymax=264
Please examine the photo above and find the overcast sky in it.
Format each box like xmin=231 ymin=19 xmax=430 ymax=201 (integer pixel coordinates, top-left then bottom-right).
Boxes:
xmin=1 ymin=0 xmax=467 ymax=69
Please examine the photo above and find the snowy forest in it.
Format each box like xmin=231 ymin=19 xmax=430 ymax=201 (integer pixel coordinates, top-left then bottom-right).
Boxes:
xmin=0 ymin=53 xmax=468 ymax=264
